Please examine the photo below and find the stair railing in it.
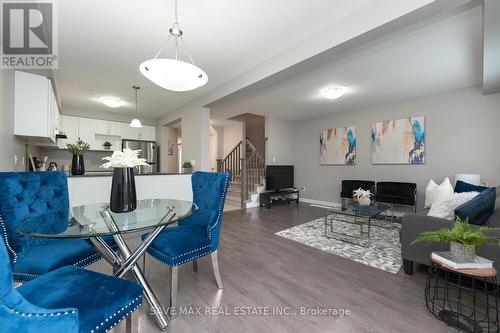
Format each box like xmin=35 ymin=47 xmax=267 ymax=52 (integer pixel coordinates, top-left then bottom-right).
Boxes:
xmin=217 ymin=138 xmax=267 ymax=208
xmin=243 ymin=138 xmax=267 ymax=201
xmin=217 ymin=140 xmax=242 ymax=180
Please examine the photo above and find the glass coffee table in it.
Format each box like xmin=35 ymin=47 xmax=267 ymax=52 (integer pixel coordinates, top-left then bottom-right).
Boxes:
xmin=323 ymin=202 xmax=393 ymax=247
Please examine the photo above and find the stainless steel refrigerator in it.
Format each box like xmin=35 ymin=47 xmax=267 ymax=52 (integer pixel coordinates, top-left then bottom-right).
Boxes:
xmin=122 ymin=140 xmax=158 ymax=174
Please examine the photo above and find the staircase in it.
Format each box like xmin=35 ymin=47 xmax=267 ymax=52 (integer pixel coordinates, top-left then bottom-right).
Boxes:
xmin=218 ymin=138 xmax=267 ymax=208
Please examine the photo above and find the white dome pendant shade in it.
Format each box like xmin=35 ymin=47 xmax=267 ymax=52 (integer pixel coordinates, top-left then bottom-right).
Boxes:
xmin=139 ymin=59 xmax=207 ymax=92
xmin=139 ymin=0 xmax=207 ymax=92
xmin=130 ymin=86 xmax=143 ymax=128
xmin=130 ymin=118 xmax=142 ymax=128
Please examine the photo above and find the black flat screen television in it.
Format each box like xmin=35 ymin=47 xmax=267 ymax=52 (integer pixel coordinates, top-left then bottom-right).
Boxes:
xmin=266 ymin=165 xmax=294 ymax=191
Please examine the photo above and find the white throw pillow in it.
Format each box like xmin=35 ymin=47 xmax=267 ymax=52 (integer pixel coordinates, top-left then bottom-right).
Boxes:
xmin=428 ymin=191 xmax=479 ymax=220
xmin=424 ymin=177 xmax=454 ymax=208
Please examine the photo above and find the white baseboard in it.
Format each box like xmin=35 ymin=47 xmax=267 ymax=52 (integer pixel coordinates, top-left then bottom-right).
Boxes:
xmin=300 ymin=198 xmax=341 ymax=208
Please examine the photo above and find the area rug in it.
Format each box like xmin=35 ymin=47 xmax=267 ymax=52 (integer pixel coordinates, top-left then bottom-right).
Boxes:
xmin=275 ymin=215 xmax=402 ymax=274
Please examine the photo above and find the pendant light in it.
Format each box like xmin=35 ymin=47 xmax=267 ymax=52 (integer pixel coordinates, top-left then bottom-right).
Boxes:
xmin=130 ymin=86 xmax=142 ymax=128
xmin=139 ymin=0 xmax=207 ymax=92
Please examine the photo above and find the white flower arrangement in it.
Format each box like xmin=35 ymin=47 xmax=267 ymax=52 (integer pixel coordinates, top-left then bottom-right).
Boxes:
xmin=353 ymin=188 xmax=373 ymax=199
xmin=101 ymin=149 xmax=149 ymax=169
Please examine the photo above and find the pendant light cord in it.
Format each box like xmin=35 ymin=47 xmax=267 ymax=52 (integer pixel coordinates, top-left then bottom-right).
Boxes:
xmin=174 ymin=0 xmax=178 ymax=24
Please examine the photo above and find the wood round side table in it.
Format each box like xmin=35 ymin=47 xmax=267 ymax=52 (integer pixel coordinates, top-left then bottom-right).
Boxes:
xmin=425 ymin=258 xmax=500 ymax=333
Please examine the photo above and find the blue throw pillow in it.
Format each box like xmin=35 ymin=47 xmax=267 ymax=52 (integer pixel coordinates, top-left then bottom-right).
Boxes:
xmin=455 ymin=187 xmax=496 ymax=225
xmin=454 ymin=180 xmax=489 ymax=193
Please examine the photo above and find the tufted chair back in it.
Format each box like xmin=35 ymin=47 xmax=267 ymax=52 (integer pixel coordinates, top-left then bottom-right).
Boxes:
xmin=0 ymin=234 xmax=13 ymax=299
xmin=0 ymin=172 xmax=69 ymax=261
xmin=187 ymin=172 xmax=230 ymax=251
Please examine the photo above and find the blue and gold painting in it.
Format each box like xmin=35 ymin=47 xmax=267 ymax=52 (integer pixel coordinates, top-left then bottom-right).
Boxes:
xmin=371 ymin=116 xmax=425 ymax=164
xmin=320 ymin=126 xmax=356 ymax=165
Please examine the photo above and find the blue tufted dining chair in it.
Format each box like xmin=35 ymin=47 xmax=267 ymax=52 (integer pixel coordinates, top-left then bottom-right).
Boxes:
xmin=0 ymin=234 xmax=143 ymax=333
xmin=143 ymin=171 xmax=230 ymax=318
xmin=0 ymin=172 xmax=115 ymax=282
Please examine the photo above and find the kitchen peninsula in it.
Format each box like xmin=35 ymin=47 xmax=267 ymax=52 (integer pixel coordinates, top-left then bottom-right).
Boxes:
xmin=67 ymin=172 xmax=192 ymax=207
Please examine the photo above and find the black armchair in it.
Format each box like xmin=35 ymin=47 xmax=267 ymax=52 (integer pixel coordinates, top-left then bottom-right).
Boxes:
xmin=340 ymin=180 xmax=376 ymax=205
xmin=375 ymin=182 xmax=417 ymax=213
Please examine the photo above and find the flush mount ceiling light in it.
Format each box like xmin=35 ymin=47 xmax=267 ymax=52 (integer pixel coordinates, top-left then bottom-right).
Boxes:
xmin=321 ymin=87 xmax=346 ymax=99
xmin=130 ymin=86 xmax=142 ymax=128
xmin=100 ymin=97 xmax=125 ymax=108
xmin=139 ymin=0 xmax=208 ymax=92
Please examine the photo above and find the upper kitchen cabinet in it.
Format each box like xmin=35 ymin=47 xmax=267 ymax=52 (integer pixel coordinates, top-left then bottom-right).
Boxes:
xmin=95 ymin=119 xmax=122 ymax=136
xmin=78 ymin=117 xmax=96 ymax=149
xmin=14 ymin=71 xmax=60 ymax=142
xmin=122 ymin=124 xmax=156 ymax=141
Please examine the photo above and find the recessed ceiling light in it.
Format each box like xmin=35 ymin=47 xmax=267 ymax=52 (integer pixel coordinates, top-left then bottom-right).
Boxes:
xmin=100 ymin=97 xmax=125 ymax=108
xmin=321 ymin=87 xmax=346 ymax=99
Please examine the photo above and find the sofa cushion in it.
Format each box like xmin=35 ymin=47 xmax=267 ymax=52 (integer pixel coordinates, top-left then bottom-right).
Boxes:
xmin=454 ymin=180 xmax=489 ymax=194
xmin=455 ymin=187 xmax=496 ymax=225
xmin=425 ymin=177 xmax=453 ymax=208
xmin=428 ymin=191 xmax=479 ymax=220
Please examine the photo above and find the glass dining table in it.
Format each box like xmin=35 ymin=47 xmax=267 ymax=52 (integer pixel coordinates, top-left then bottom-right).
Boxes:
xmin=18 ymin=198 xmax=197 ymax=331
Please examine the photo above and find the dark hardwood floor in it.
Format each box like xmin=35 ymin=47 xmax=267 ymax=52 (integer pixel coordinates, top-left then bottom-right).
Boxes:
xmin=94 ymin=203 xmax=455 ymax=333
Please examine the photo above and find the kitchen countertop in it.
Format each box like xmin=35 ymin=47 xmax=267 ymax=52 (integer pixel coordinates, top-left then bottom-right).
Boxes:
xmin=67 ymin=172 xmax=192 ymax=177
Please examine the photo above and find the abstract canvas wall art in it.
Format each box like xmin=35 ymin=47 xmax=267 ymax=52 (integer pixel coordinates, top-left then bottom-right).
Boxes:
xmin=371 ymin=116 xmax=425 ymax=164
xmin=320 ymin=127 xmax=356 ymax=165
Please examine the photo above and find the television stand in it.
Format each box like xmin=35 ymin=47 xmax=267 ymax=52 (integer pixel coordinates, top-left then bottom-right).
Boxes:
xmin=259 ymin=188 xmax=299 ymax=209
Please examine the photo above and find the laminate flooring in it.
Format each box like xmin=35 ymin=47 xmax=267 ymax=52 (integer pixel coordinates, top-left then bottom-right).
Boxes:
xmin=90 ymin=203 xmax=455 ymax=333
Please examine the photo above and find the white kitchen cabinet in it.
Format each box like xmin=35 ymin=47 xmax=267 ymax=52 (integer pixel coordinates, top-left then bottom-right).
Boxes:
xmin=58 ymin=115 xmax=79 ymax=149
xmin=14 ymin=71 xmax=59 ymax=142
xmin=95 ymin=120 xmax=122 ymax=136
xmin=122 ymin=124 xmax=156 ymax=141
xmin=141 ymin=126 xmax=156 ymax=141
xmin=78 ymin=118 xmax=96 ymax=149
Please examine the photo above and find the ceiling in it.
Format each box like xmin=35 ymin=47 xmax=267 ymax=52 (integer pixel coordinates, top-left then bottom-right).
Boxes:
xmin=209 ymin=6 xmax=483 ymax=121
xmin=54 ymin=0 xmax=374 ymax=118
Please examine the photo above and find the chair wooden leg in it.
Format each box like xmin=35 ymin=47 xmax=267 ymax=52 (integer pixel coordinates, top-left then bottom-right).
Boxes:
xmin=170 ymin=266 xmax=178 ymax=319
xmin=193 ymin=259 xmax=198 ymax=272
xmin=211 ymin=250 xmax=223 ymax=289
xmin=126 ymin=311 xmax=138 ymax=333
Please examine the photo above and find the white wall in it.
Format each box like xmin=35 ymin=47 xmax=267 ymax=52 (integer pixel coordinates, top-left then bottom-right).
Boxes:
xmin=0 ymin=70 xmax=27 ymax=171
xmin=62 ymin=106 xmax=157 ymax=126
xmin=265 ymin=116 xmax=294 ymax=165
xmin=223 ymin=121 xmax=244 ymax=157
xmin=160 ymin=126 xmax=180 ymax=173
xmin=291 ymin=86 xmax=500 ymax=209
xmin=158 ymin=106 xmax=210 ymax=171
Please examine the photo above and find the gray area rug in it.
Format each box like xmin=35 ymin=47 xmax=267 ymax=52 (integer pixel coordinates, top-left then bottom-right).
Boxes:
xmin=275 ymin=215 xmax=402 ymax=274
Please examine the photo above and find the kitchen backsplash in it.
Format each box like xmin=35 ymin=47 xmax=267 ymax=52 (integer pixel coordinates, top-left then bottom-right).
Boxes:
xmin=38 ymin=148 xmax=114 ymax=172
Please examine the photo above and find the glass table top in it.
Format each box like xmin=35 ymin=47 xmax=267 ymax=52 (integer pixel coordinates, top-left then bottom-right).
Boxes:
xmin=18 ymin=199 xmax=197 ymax=238
xmin=326 ymin=202 xmax=392 ymax=219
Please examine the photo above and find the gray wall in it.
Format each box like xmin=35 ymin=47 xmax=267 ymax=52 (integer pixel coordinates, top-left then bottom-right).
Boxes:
xmin=292 ymin=86 xmax=500 ymax=209
xmin=38 ymin=148 xmax=111 ymax=172
xmin=266 ymin=116 xmax=294 ymax=165
xmin=0 ymin=70 xmax=27 ymax=171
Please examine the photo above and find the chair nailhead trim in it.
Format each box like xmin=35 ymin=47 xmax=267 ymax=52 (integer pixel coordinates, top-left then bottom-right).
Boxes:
xmin=8 ymin=307 xmax=77 ymax=317
xmin=89 ymin=296 xmax=142 ymax=333
xmin=208 ymin=174 xmax=230 ymax=240
xmin=0 ymin=214 xmax=18 ymax=263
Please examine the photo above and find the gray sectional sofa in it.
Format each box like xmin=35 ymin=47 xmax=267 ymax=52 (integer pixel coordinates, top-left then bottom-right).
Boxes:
xmin=400 ymin=193 xmax=500 ymax=275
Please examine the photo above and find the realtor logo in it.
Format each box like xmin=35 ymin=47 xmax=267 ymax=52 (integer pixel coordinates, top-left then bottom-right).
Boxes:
xmin=1 ymin=0 xmax=58 ymax=68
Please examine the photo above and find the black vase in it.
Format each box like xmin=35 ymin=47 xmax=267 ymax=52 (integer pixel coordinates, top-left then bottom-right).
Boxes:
xmin=71 ymin=154 xmax=85 ymax=175
xmin=110 ymin=167 xmax=137 ymax=213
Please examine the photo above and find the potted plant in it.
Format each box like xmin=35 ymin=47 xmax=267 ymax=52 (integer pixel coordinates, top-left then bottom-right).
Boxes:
xmin=182 ymin=161 xmax=193 ymax=173
xmin=67 ymin=138 xmax=91 ymax=175
xmin=103 ymin=141 xmax=112 ymax=150
xmin=101 ymin=149 xmax=148 ymax=213
xmin=353 ymin=188 xmax=373 ymax=206
xmin=413 ymin=217 xmax=500 ymax=261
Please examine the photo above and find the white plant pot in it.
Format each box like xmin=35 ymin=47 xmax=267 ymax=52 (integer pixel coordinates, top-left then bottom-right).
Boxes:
xmin=358 ymin=197 xmax=371 ymax=206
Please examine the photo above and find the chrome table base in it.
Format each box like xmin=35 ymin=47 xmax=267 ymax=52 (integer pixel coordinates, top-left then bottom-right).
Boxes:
xmin=89 ymin=207 xmax=176 ymax=331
